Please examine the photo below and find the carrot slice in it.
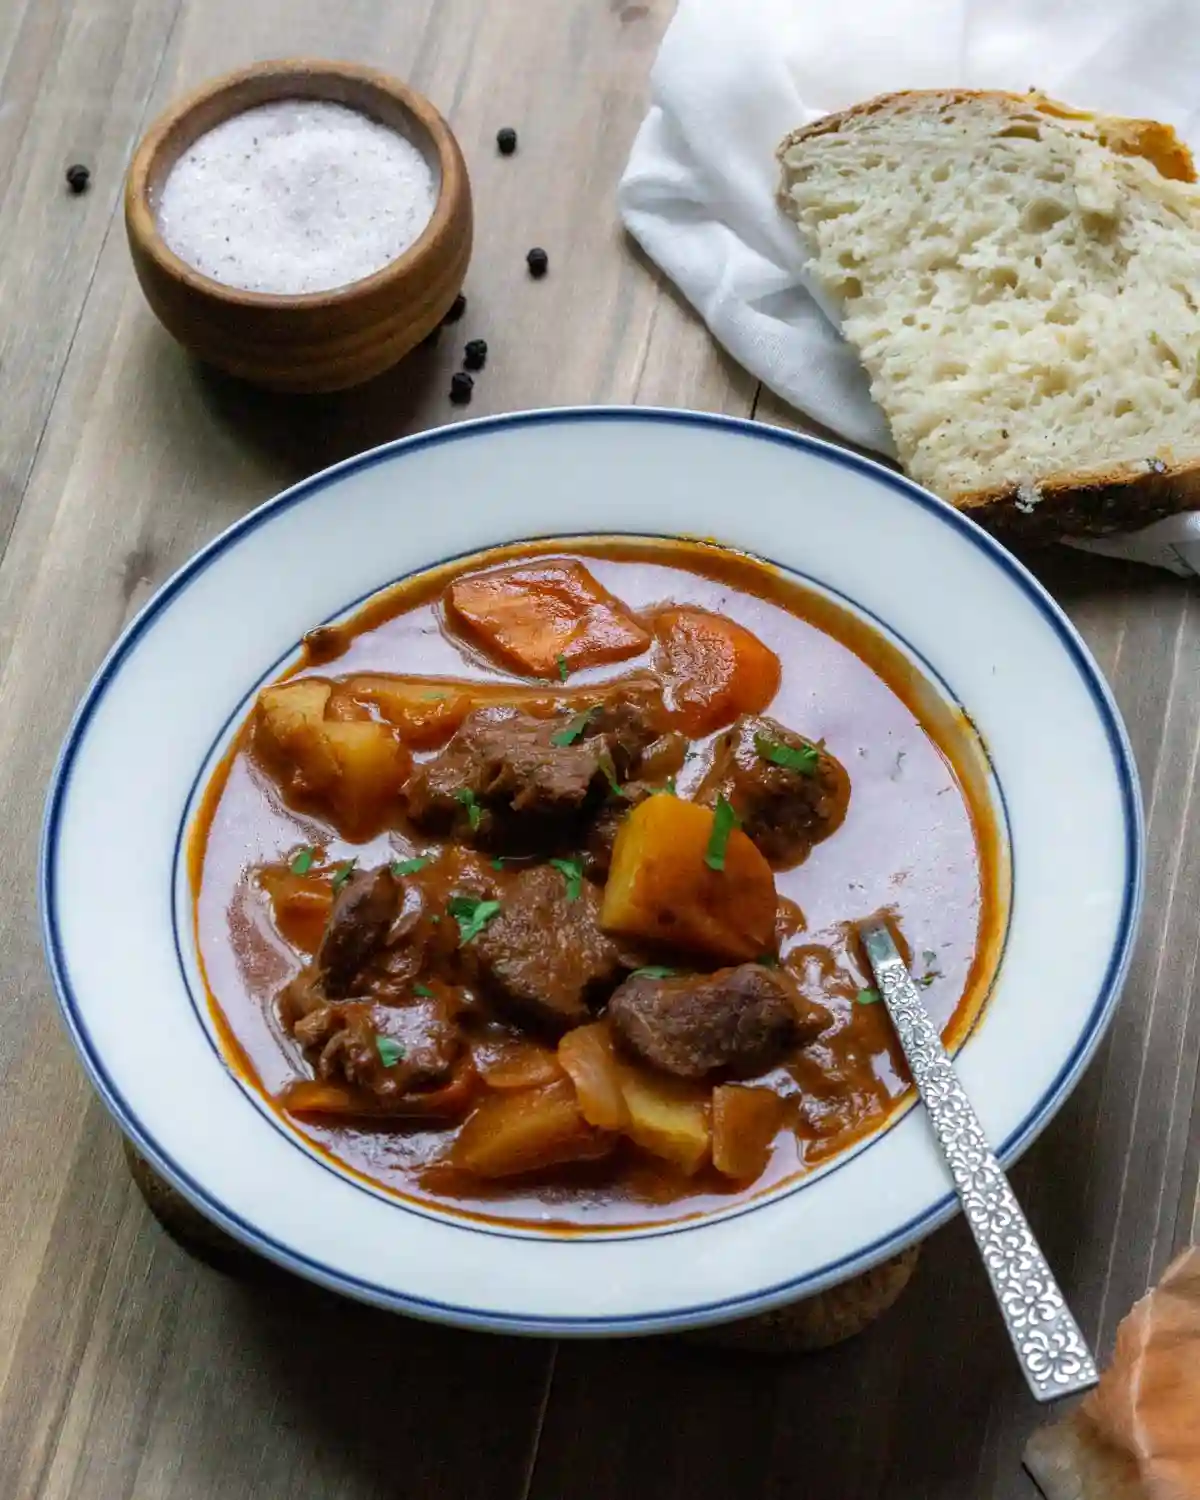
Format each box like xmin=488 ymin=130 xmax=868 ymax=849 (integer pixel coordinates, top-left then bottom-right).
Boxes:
xmin=712 ymin=1085 xmax=785 ymax=1181
xmin=447 ymin=560 xmax=651 ymax=678
xmin=651 ymin=606 xmax=781 ymax=736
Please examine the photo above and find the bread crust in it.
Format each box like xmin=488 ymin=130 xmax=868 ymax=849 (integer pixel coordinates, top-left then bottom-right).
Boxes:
xmin=957 ymin=455 xmax=1200 ymax=541
xmin=776 ymin=88 xmax=1195 ymax=183
xmin=777 ymin=90 xmax=1199 ymax=540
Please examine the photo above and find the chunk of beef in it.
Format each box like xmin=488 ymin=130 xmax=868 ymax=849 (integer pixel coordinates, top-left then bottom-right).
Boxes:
xmin=581 ymin=682 xmax=665 ymax=776
xmin=294 ymin=992 xmax=463 ymax=1099
xmin=317 ymin=866 xmax=402 ymax=998
xmin=583 ymin=781 xmax=652 ymax=880
xmin=279 ymin=966 xmax=328 ymax=1026
xmin=472 ymin=864 xmax=628 ymax=1030
xmin=608 ymin=963 xmax=827 ymax=1080
xmin=404 ymin=708 xmax=609 ymax=843
xmin=635 ymin=730 xmax=690 ymax=784
xmin=698 ymin=715 xmax=849 ymax=868
xmin=404 ymin=684 xmax=669 ymax=849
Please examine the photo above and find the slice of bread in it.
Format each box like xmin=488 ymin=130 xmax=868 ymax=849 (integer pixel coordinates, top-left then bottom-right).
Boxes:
xmin=777 ymin=90 xmax=1200 ymax=538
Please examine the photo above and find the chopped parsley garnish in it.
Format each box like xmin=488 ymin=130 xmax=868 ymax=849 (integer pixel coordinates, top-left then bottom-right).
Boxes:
xmin=549 ymin=857 xmax=584 ymax=902
xmin=557 ymin=653 xmax=569 ymax=682
xmin=856 ymin=987 xmax=881 ymax=1005
xmin=392 ymin=856 xmax=432 ymax=876
xmin=289 ymin=847 xmax=315 ymax=875
xmin=490 ymin=856 xmax=516 ymax=871
xmin=550 ymin=706 xmax=597 ymax=746
xmin=421 ymin=691 xmax=449 ymax=701
xmin=664 ymin=775 xmax=677 ymax=795
xmin=754 ymin=733 xmax=820 ymax=775
xmin=448 ymin=894 xmax=502 ymax=945
xmin=413 ymin=983 xmax=435 ymax=998
xmin=629 ymin=966 xmax=677 ymax=980
xmin=454 ymin=787 xmax=483 ymax=830
xmin=331 ymin=859 xmax=357 ymax=893
xmin=597 ymin=749 xmax=626 ymax=799
xmin=918 ymin=951 xmax=940 ymax=986
xmin=704 ymin=795 xmax=738 ymax=871
xmin=376 ymin=1037 xmax=406 ymax=1067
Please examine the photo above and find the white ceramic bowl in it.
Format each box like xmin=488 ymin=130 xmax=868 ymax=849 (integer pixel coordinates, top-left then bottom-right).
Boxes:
xmin=41 ymin=409 xmax=1142 ymax=1334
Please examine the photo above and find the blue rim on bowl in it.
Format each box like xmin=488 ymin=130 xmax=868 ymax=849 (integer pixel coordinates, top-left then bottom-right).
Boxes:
xmin=39 ymin=408 xmax=1144 ymax=1334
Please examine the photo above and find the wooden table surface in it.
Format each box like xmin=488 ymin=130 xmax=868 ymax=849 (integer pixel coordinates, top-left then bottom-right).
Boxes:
xmin=3 ymin=2 xmax=1198 ymax=1496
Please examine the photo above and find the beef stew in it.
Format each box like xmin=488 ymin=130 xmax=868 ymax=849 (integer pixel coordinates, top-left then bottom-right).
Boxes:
xmin=191 ymin=539 xmax=1005 ymax=1230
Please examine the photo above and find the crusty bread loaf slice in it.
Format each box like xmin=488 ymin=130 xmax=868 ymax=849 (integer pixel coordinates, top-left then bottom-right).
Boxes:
xmin=777 ymin=90 xmax=1200 ymax=538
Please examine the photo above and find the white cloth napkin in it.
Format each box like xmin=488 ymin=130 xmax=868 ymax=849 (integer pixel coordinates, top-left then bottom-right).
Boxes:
xmin=618 ymin=0 xmax=1200 ymax=576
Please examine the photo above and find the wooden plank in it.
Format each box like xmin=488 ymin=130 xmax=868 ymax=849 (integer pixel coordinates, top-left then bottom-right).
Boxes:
xmin=24 ymin=1147 xmax=553 ymax=1500
xmin=0 ymin=0 xmax=184 ymax=554
xmin=0 ymin=2 xmax=751 ymax=1498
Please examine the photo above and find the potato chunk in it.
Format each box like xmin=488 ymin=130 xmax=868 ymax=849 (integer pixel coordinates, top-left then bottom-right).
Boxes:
xmin=258 ymin=678 xmax=331 ymax=744
xmin=452 ymin=1079 xmax=612 ymax=1178
xmin=559 ymin=1022 xmax=712 ymax=1172
xmin=600 ymin=794 xmax=776 ymax=963
xmin=712 ymin=1085 xmax=785 ymax=1181
xmin=253 ymin=678 xmax=410 ymax=839
xmin=651 ymin=607 xmax=781 ymax=736
xmin=447 ymin=559 xmax=651 ymax=677
xmin=616 ymin=1064 xmax=711 ymax=1175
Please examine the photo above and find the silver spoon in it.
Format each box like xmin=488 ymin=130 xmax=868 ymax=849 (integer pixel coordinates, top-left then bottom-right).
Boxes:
xmin=858 ymin=919 xmax=1099 ymax=1402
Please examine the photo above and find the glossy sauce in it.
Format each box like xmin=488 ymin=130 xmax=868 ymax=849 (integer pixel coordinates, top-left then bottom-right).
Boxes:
xmin=192 ymin=539 xmax=1006 ymax=1230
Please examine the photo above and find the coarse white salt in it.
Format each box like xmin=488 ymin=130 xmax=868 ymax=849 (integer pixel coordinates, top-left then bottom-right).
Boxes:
xmin=156 ymin=99 xmax=438 ymax=296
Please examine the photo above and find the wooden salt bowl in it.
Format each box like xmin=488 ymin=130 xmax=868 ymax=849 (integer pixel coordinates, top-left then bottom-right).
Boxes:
xmin=125 ymin=59 xmax=473 ymax=393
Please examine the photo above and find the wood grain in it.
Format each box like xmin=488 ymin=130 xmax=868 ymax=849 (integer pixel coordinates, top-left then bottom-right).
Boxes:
xmin=0 ymin=0 xmax=184 ymax=551
xmin=0 ymin=1 xmax=1196 ymax=1498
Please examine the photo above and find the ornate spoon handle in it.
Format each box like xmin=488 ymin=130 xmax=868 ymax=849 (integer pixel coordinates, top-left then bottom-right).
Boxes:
xmin=860 ymin=921 xmax=1099 ymax=1402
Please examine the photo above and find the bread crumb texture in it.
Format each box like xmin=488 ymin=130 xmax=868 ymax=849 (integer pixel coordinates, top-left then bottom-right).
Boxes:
xmin=778 ymin=91 xmax=1200 ymax=534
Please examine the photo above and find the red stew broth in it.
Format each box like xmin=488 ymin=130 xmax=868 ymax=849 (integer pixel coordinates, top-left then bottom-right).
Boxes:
xmin=191 ymin=539 xmax=1005 ymax=1231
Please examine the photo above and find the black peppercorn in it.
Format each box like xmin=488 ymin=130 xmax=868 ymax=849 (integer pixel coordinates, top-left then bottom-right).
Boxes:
xmin=65 ymin=163 xmax=90 ymax=194
xmin=496 ymin=127 xmax=518 ymax=156
xmin=526 ymin=247 xmax=549 ymax=278
xmin=449 ymin=371 xmax=474 ymax=405
xmin=442 ymin=292 xmax=467 ymax=324
xmin=463 ymin=338 xmax=488 ymax=371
